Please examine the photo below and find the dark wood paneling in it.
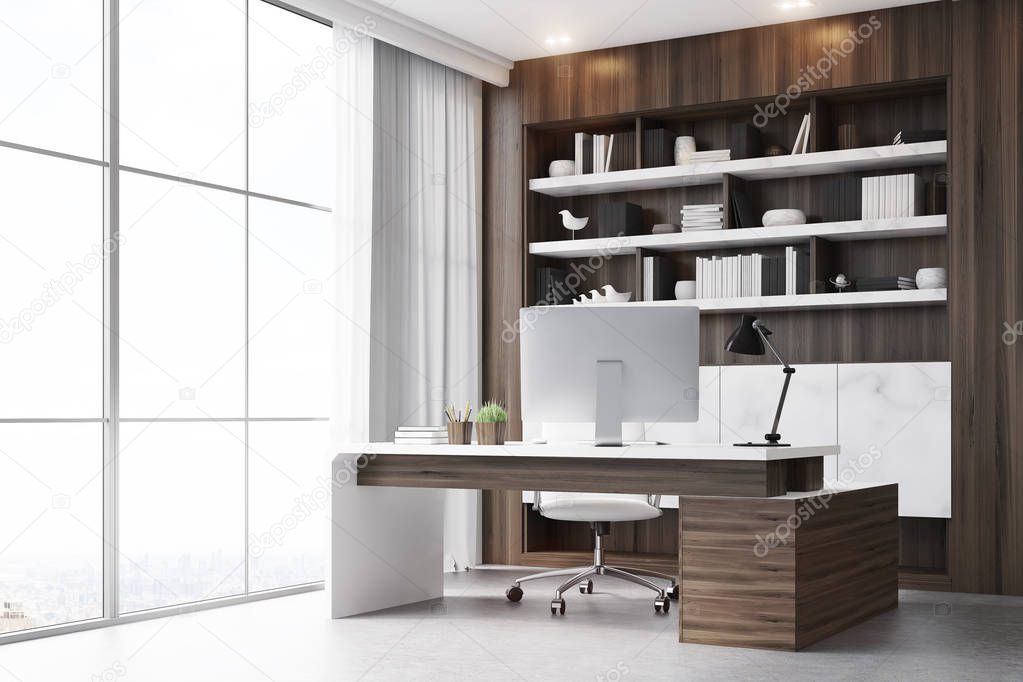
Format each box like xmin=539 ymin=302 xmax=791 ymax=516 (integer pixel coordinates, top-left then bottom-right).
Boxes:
xmin=481 ymin=75 xmax=525 ymax=566
xmin=359 ymin=454 xmax=789 ymax=496
xmin=515 ymin=6 xmax=948 ymax=124
xmin=900 ymin=517 xmax=947 ymax=571
xmin=948 ymin=0 xmax=1023 ymax=596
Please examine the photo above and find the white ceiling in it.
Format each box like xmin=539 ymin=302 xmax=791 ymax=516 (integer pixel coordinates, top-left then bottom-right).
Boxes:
xmin=380 ymin=0 xmax=934 ymax=62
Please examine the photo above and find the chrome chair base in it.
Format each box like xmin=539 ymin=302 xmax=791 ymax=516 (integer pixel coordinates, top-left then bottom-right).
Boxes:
xmin=505 ymin=524 xmax=677 ymax=615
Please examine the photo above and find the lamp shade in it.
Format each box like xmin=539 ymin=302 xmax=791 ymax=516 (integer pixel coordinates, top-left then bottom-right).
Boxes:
xmin=724 ymin=314 xmax=765 ymax=356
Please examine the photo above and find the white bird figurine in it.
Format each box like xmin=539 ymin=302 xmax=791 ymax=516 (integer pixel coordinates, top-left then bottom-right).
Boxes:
xmin=573 ymin=294 xmax=587 ymax=305
xmin=588 ymin=288 xmax=605 ymax=303
xmin=601 ymin=284 xmax=633 ymax=303
xmin=558 ymin=210 xmax=589 ymax=239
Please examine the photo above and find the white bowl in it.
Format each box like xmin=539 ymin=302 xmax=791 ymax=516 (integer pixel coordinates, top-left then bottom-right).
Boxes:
xmin=548 ymin=160 xmax=576 ymax=177
xmin=604 ymin=291 xmax=633 ymax=303
xmin=674 ymin=281 xmax=696 ymax=300
xmin=762 ymin=209 xmax=807 ymax=227
xmin=915 ymin=267 xmax=947 ymax=289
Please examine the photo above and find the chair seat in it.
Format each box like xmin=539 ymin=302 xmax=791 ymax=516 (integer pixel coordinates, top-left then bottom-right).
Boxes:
xmin=540 ymin=497 xmax=662 ymax=522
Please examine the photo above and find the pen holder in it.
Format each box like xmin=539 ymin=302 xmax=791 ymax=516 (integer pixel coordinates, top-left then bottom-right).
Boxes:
xmin=476 ymin=422 xmax=506 ymax=446
xmin=447 ymin=421 xmax=473 ymax=445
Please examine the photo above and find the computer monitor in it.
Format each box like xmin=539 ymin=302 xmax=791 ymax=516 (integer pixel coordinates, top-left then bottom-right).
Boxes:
xmin=519 ymin=306 xmax=700 ymax=446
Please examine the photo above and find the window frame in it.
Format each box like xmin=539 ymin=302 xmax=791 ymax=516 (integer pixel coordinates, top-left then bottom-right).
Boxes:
xmin=0 ymin=0 xmax=333 ymax=644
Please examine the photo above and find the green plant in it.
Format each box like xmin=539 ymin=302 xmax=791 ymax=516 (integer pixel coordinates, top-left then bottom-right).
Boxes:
xmin=476 ymin=400 xmax=508 ymax=423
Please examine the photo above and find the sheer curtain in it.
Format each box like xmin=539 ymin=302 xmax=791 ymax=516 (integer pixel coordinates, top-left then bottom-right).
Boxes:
xmin=333 ymin=35 xmax=482 ymax=571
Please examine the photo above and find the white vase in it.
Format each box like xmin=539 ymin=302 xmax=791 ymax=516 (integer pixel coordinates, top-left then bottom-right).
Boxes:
xmin=915 ymin=267 xmax=947 ymax=289
xmin=674 ymin=136 xmax=696 ymax=165
xmin=548 ymin=160 xmax=575 ymax=177
xmin=674 ymin=280 xmax=697 ymax=300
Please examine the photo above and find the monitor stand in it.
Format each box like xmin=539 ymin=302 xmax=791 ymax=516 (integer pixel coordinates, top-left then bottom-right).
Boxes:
xmin=594 ymin=360 xmax=623 ymax=447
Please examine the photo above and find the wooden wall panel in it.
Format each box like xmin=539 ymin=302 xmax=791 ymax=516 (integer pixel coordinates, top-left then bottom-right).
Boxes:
xmin=481 ymin=74 xmax=524 ymax=565
xmin=514 ymin=5 xmax=949 ymax=125
xmin=948 ymin=0 xmax=1023 ymax=595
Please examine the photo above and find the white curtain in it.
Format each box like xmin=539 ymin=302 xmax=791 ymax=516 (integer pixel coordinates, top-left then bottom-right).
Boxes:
xmin=333 ymin=35 xmax=482 ymax=571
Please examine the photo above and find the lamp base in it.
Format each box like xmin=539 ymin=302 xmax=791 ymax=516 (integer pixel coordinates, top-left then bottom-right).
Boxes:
xmin=734 ymin=441 xmax=791 ymax=447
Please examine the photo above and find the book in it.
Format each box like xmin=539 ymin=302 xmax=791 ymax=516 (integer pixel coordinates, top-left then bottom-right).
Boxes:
xmin=394 ymin=436 xmax=448 ymax=444
xmin=730 ymin=190 xmax=756 ymax=229
xmin=574 ymin=132 xmax=593 ymax=174
xmin=791 ymin=114 xmax=810 ymax=155
xmin=535 ymin=266 xmax=574 ymax=305
xmin=730 ymin=123 xmax=762 ymax=160
xmin=604 ymin=134 xmax=615 ymax=173
xmin=643 ymin=255 xmax=675 ymax=301
xmin=641 ymin=128 xmax=675 ymax=167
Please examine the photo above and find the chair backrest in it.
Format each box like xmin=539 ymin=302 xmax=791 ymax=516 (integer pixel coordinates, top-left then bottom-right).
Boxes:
xmin=534 ymin=491 xmax=654 ymax=514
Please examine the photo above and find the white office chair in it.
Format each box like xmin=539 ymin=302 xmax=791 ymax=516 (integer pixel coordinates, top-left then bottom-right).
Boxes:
xmin=504 ymin=491 xmax=678 ymax=615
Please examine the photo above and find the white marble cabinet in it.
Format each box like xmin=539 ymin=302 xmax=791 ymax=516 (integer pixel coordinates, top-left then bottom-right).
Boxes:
xmin=719 ymin=363 xmax=838 ymax=447
xmin=836 ymin=362 xmax=951 ymax=518
xmin=523 ymin=362 xmax=951 ymax=519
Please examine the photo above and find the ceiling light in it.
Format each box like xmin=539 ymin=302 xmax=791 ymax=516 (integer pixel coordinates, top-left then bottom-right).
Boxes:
xmin=545 ymin=35 xmax=571 ymax=47
xmin=559 ymin=35 xmax=571 ymax=44
xmin=778 ymin=0 xmax=814 ymax=9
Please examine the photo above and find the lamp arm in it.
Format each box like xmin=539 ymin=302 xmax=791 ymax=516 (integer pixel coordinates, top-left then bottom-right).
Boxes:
xmin=754 ymin=323 xmax=791 ymax=369
xmin=754 ymin=321 xmax=794 ymax=444
xmin=769 ymin=367 xmax=796 ymax=440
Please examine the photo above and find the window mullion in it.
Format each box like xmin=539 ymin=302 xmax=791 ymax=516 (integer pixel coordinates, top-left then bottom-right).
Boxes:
xmin=102 ymin=0 xmax=121 ymax=621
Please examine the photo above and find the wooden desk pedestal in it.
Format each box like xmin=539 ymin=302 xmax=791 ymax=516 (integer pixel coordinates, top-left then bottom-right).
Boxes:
xmin=679 ymin=484 xmax=899 ymax=650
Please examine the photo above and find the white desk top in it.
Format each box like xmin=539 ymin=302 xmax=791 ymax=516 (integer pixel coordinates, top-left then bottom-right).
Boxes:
xmin=338 ymin=442 xmax=838 ymax=462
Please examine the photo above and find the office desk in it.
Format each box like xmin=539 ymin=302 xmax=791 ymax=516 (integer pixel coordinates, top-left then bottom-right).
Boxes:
xmin=329 ymin=443 xmax=897 ymax=650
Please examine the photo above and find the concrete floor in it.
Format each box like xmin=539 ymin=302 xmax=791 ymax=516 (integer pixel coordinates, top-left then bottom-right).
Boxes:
xmin=1 ymin=566 xmax=1022 ymax=681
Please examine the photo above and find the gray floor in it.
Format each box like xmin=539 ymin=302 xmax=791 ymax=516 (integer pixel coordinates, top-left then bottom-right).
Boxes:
xmin=1 ymin=566 xmax=1022 ymax=681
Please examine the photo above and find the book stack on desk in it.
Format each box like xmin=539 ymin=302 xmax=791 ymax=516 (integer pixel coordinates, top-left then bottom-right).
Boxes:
xmin=394 ymin=426 xmax=448 ymax=445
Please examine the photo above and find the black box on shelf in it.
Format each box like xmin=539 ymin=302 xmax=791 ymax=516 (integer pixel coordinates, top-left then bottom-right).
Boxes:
xmin=641 ymin=128 xmax=675 ymax=168
xmin=597 ymin=202 xmax=643 ymax=238
xmin=730 ymin=123 xmax=763 ymax=160
xmin=534 ymin=266 xmax=575 ymax=305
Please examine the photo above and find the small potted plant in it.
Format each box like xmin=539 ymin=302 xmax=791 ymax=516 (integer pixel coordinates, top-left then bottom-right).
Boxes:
xmin=476 ymin=401 xmax=508 ymax=445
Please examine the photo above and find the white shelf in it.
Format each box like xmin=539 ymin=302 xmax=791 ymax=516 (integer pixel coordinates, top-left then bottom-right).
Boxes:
xmin=546 ymin=289 xmax=947 ymax=314
xmin=530 ymin=215 xmax=946 ymax=259
xmin=528 ymin=141 xmax=947 ymax=197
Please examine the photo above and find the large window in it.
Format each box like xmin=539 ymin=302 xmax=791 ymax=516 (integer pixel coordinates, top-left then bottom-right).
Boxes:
xmin=0 ymin=0 xmax=334 ymax=635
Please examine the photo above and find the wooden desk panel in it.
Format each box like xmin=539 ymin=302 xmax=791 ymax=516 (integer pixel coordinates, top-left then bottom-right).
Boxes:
xmin=679 ymin=484 xmax=899 ymax=650
xmin=358 ymin=453 xmax=809 ymax=497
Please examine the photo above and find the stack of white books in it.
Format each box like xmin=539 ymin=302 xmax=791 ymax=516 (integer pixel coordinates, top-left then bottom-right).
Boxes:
xmin=695 ymin=246 xmax=807 ymax=299
xmin=680 ymin=204 xmax=724 ymax=230
xmin=394 ymin=426 xmax=448 ymax=445
xmin=861 ymin=173 xmax=925 ymax=219
xmin=684 ymin=149 xmax=731 ymax=163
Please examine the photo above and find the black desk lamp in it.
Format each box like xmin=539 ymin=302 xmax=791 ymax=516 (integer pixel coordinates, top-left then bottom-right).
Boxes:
xmin=725 ymin=314 xmax=794 ymax=447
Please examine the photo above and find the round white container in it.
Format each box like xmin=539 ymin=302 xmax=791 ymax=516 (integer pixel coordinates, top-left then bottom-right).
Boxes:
xmin=548 ymin=160 xmax=575 ymax=177
xmin=762 ymin=209 xmax=807 ymax=227
xmin=915 ymin=267 xmax=948 ymax=289
xmin=675 ymin=280 xmax=697 ymax=300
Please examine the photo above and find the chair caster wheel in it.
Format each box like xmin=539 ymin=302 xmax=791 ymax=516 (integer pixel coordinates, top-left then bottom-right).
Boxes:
xmin=578 ymin=579 xmax=593 ymax=595
xmin=654 ymin=597 xmax=670 ymax=614
xmin=505 ymin=586 xmax=523 ymax=602
xmin=668 ymin=584 xmax=679 ymax=600
xmin=551 ymin=598 xmax=565 ymax=615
